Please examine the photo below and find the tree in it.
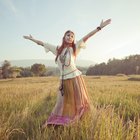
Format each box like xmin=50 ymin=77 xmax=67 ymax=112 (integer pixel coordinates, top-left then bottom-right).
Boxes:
xmin=20 ymin=67 xmax=33 ymax=77
xmin=0 ymin=67 xmax=2 ymax=79
xmin=2 ymin=60 xmax=11 ymax=78
xmin=31 ymin=63 xmax=47 ymax=76
xmin=136 ymin=66 xmax=139 ymax=74
xmin=86 ymin=54 xmax=140 ymax=75
xmin=9 ymin=66 xmax=21 ymax=78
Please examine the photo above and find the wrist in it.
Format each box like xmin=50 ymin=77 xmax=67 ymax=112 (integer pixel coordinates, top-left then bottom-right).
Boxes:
xmin=29 ymin=37 xmax=32 ymax=40
xmin=97 ymin=26 xmax=101 ymax=31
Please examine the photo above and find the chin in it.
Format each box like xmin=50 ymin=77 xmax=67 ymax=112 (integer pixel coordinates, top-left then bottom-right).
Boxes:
xmin=65 ymin=41 xmax=72 ymax=45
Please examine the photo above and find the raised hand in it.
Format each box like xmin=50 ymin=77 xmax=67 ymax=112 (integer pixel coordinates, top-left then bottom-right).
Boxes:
xmin=99 ymin=19 xmax=111 ymax=29
xmin=23 ymin=34 xmax=33 ymax=40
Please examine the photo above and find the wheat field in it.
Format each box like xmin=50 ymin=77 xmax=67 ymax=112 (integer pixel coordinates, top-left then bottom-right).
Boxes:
xmin=0 ymin=76 xmax=140 ymax=140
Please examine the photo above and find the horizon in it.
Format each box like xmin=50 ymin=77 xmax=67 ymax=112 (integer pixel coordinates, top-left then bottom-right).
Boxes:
xmin=0 ymin=53 xmax=139 ymax=68
xmin=0 ymin=58 xmax=95 ymax=67
xmin=0 ymin=53 xmax=139 ymax=62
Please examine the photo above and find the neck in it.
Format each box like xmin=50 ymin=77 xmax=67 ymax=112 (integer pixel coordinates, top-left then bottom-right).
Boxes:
xmin=64 ymin=43 xmax=72 ymax=48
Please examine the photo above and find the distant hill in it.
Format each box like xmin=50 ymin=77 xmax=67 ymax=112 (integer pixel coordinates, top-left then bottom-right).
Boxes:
xmin=0 ymin=59 xmax=95 ymax=67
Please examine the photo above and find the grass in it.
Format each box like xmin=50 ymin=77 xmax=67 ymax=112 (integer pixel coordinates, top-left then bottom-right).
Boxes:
xmin=128 ymin=75 xmax=140 ymax=81
xmin=0 ymin=76 xmax=140 ymax=140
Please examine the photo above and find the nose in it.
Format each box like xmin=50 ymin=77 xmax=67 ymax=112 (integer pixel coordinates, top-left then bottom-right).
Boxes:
xmin=69 ymin=36 xmax=73 ymax=40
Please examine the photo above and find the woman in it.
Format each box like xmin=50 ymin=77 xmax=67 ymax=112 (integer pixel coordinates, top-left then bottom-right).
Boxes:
xmin=23 ymin=19 xmax=111 ymax=127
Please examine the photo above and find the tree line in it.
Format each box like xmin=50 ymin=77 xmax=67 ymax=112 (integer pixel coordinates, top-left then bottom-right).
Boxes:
xmin=0 ymin=54 xmax=139 ymax=79
xmin=0 ymin=60 xmax=87 ymax=79
xmin=0 ymin=60 xmax=48 ymax=79
xmin=86 ymin=54 xmax=140 ymax=75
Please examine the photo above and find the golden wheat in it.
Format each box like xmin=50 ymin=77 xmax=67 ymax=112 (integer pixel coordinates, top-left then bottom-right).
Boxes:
xmin=0 ymin=76 xmax=140 ymax=140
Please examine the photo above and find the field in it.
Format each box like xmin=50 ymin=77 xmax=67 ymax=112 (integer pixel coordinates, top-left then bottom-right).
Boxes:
xmin=0 ymin=75 xmax=140 ymax=140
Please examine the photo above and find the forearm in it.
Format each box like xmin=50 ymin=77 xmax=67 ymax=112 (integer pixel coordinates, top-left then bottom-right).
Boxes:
xmin=82 ymin=19 xmax=111 ymax=42
xmin=82 ymin=28 xmax=100 ymax=42
xmin=29 ymin=38 xmax=44 ymax=46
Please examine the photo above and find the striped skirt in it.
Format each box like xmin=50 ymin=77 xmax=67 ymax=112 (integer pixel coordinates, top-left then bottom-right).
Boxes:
xmin=45 ymin=75 xmax=90 ymax=126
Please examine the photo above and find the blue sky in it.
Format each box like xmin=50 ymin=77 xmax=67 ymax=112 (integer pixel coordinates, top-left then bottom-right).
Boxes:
xmin=0 ymin=0 xmax=140 ymax=64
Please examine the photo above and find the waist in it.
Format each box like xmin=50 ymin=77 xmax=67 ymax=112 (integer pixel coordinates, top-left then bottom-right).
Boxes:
xmin=61 ymin=69 xmax=77 ymax=76
xmin=60 ymin=69 xmax=82 ymax=80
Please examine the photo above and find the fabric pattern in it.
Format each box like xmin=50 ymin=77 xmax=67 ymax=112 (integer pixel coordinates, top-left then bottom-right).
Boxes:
xmin=45 ymin=75 xmax=90 ymax=126
xmin=43 ymin=39 xmax=86 ymax=79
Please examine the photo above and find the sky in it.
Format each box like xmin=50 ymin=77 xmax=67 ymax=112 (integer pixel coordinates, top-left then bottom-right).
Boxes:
xmin=0 ymin=0 xmax=140 ymax=64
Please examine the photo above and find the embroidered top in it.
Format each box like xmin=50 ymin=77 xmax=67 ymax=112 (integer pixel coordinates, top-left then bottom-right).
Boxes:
xmin=43 ymin=39 xmax=86 ymax=80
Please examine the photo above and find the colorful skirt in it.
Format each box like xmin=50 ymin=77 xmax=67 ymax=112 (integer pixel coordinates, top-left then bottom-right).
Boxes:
xmin=45 ymin=75 xmax=90 ymax=126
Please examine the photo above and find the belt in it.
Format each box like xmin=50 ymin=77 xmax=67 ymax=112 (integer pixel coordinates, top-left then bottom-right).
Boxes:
xmin=62 ymin=69 xmax=77 ymax=76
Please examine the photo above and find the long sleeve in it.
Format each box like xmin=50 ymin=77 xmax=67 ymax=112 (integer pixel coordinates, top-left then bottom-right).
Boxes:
xmin=75 ymin=39 xmax=86 ymax=55
xmin=43 ymin=42 xmax=57 ymax=55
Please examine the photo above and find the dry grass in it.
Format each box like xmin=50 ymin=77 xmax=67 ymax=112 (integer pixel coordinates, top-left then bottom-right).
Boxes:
xmin=0 ymin=76 xmax=140 ymax=140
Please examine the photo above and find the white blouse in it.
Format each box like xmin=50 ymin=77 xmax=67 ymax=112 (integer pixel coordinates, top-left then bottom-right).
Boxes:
xmin=43 ymin=39 xmax=86 ymax=80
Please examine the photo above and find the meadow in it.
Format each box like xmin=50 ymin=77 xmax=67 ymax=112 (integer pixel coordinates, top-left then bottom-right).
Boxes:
xmin=0 ymin=75 xmax=140 ymax=140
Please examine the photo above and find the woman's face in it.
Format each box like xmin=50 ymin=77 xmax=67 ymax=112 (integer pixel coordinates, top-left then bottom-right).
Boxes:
xmin=64 ymin=32 xmax=75 ymax=44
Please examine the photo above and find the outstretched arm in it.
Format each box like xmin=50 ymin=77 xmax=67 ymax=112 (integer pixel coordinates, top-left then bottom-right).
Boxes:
xmin=82 ymin=19 xmax=111 ymax=42
xmin=23 ymin=35 xmax=44 ymax=46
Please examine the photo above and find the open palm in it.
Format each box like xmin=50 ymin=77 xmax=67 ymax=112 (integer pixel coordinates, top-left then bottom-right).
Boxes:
xmin=23 ymin=34 xmax=33 ymax=40
xmin=100 ymin=19 xmax=111 ymax=29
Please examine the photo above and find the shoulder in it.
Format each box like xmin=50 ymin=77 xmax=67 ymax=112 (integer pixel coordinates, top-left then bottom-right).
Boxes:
xmin=43 ymin=42 xmax=58 ymax=55
xmin=76 ymin=39 xmax=86 ymax=49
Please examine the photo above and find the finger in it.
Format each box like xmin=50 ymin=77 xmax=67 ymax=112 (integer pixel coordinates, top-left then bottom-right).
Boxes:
xmin=100 ymin=19 xmax=103 ymax=26
xmin=107 ymin=19 xmax=111 ymax=23
xmin=30 ymin=34 xmax=32 ymax=38
xmin=101 ymin=19 xmax=103 ymax=24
